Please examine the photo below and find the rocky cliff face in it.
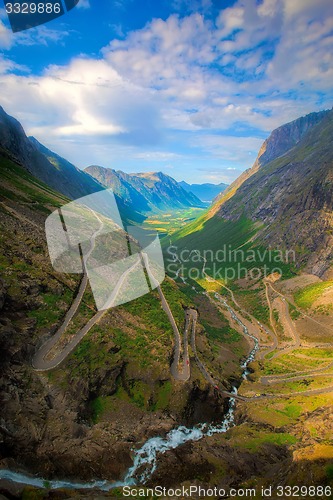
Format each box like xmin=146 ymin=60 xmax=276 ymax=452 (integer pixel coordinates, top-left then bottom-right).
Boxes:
xmin=251 ymin=109 xmax=330 ymax=171
xmin=180 ymin=109 xmax=333 ymax=276
xmin=218 ymin=109 xmax=333 ymax=275
xmin=214 ymin=109 xmax=331 ymax=208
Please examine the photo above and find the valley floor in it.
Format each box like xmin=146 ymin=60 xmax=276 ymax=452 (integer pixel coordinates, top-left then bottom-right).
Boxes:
xmin=0 ymin=163 xmax=332 ymax=497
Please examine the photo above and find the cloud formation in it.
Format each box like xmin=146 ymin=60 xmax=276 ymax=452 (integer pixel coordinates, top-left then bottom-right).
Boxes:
xmin=0 ymin=0 xmax=332 ymax=183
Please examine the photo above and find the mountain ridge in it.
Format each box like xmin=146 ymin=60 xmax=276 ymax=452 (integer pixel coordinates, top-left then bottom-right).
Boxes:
xmin=179 ymin=180 xmax=228 ymax=203
xmin=85 ymin=164 xmax=205 ymax=213
xmin=171 ymin=108 xmax=333 ymax=276
xmin=0 ymin=106 xmax=145 ymax=225
xmin=213 ymin=108 xmax=331 ymax=208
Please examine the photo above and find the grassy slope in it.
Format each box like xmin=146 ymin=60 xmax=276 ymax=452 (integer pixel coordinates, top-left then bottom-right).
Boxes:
xmin=166 ymin=215 xmax=295 ymax=285
xmin=2 ymin=155 xmax=333 ymax=492
xmin=0 ymin=155 xmax=242 ymax=420
xmin=0 ymin=156 xmax=69 ymax=208
xmin=168 ymin=111 xmax=333 ymax=283
xmin=294 ymin=281 xmax=333 ymax=309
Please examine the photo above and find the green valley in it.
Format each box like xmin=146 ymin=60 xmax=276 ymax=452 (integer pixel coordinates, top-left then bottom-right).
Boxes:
xmin=1 ymin=106 xmax=333 ymax=498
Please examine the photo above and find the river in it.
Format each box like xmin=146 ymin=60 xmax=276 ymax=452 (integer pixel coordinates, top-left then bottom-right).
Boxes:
xmin=0 ymin=294 xmax=259 ymax=491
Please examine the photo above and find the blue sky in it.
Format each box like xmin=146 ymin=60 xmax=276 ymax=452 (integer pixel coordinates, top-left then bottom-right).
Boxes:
xmin=0 ymin=0 xmax=332 ymax=184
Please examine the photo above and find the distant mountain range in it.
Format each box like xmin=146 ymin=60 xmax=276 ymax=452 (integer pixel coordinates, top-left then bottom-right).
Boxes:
xmin=0 ymin=106 xmax=204 ymax=224
xmin=172 ymin=108 xmax=333 ymax=276
xmin=85 ymin=165 xmax=204 ymax=213
xmin=1 ymin=103 xmax=333 ymax=492
xmin=2 ymin=104 xmax=332 ymax=277
xmin=179 ymin=181 xmax=228 ymax=203
xmin=0 ymin=106 xmax=148 ymax=226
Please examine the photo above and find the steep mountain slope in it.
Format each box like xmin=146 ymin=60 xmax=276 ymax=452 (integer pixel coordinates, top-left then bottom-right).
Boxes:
xmin=1 ymin=111 xmax=333 ymax=497
xmin=85 ymin=165 xmax=205 ymax=213
xmin=84 ymin=165 xmax=151 ymax=212
xmin=179 ymin=180 xmax=228 ymax=202
xmin=213 ymin=109 xmax=330 ymax=208
xmin=172 ymin=109 xmax=333 ymax=277
xmin=0 ymin=154 xmax=230 ymax=485
xmin=0 ymin=106 xmax=144 ymax=225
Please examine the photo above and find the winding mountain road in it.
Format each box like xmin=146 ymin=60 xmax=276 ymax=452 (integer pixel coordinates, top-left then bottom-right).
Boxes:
xmin=33 ymin=210 xmax=141 ymax=371
xmin=269 ymin=296 xmax=301 ymax=360
xmin=33 ymin=209 xmax=105 ymax=370
xmin=32 ymin=225 xmax=333 ymax=402
xmin=33 ymin=257 xmax=142 ymax=371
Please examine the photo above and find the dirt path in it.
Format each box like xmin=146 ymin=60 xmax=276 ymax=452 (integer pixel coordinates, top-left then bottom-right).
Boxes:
xmin=269 ymin=296 xmax=301 ymax=359
xmin=270 ymin=282 xmax=333 ymax=333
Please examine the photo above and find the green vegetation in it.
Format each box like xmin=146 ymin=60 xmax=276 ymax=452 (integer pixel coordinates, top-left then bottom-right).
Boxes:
xmin=66 ymin=280 xmax=191 ymax=380
xmin=112 ymin=379 xmax=173 ymax=412
xmin=326 ymin=464 xmax=333 ymax=481
xmin=90 ymin=396 xmax=115 ymax=423
xmin=142 ymin=207 xmax=205 ymax=236
xmin=289 ymin=302 xmax=301 ymax=320
xmin=112 ymin=380 xmax=152 ymax=410
xmin=0 ymin=155 xmax=82 ymax=341
xmin=63 ymin=299 xmax=95 ymax=339
xmin=166 ymin=216 xmax=295 ymax=287
xmin=202 ymin=320 xmax=242 ymax=344
xmin=153 ymin=380 xmax=172 ymax=410
xmin=241 ymin=431 xmax=297 ymax=452
xmin=128 ymin=380 xmax=151 ymax=408
xmin=261 ymin=351 xmax=330 ymax=376
xmin=246 ymin=394 xmax=333 ymax=428
xmin=276 ymin=402 xmax=302 ymax=419
xmin=28 ymin=290 xmax=73 ymax=329
xmin=172 ymin=213 xmax=256 ymax=244
xmin=234 ymin=286 xmax=270 ymax=324
xmin=265 ymin=375 xmax=333 ymax=394
xmin=294 ymin=281 xmax=333 ymax=309
xmin=225 ymin=425 xmax=297 ymax=452
xmin=293 ymin=347 xmax=333 ymax=358
xmin=0 ymin=157 xmax=68 ymax=209
xmin=21 ymin=487 xmax=47 ymax=500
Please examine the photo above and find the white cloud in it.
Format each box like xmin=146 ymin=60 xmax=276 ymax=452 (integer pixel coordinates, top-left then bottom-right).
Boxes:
xmin=0 ymin=55 xmax=29 ymax=74
xmin=0 ymin=0 xmax=332 ymax=178
xmin=133 ymin=151 xmax=182 ymax=161
xmin=283 ymin=0 xmax=331 ymax=19
xmin=216 ymin=6 xmax=244 ymax=36
xmin=0 ymin=20 xmax=12 ymax=49
xmin=104 ymin=14 xmax=216 ymax=88
xmin=16 ymin=25 xmax=70 ymax=46
xmin=196 ymin=166 xmax=245 ymax=184
xmin=77 ymin=0 xmax=90 ymax=8
xmin=192 ymin=134 xmax=264 ymax=163
xmin=258 ymin=0 xmax=281 ymax=18
xmin=0 ymin=8 xmax=70 ymax=49
xmin=0 ymin=56 xmax=164 ymax=159
xmin=266 ymin=5 xmax=333 ymax=92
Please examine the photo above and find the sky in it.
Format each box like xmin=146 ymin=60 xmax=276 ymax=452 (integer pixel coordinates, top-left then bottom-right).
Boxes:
xmin=0 ymin=0 xmax=332 ymax=184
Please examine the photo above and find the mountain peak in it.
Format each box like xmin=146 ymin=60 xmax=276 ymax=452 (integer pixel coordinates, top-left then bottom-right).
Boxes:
xmin=85 ymin=165 xmax=204 ymax=213
xmin=253 ymin=109 xmax=331 ymax=172
xmin=173 ymin=108 xmax=333 ymax=276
